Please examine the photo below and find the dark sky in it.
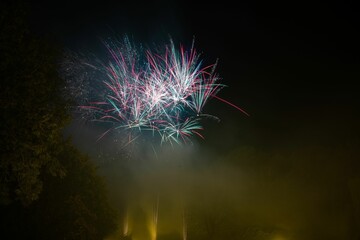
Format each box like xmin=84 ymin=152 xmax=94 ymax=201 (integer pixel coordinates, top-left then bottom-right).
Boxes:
xmin=30 ymin=0 xmax=360 ymax=145
xmin=30 ymin=1 xmax=359 ymax=114
xmin=27 ymin=1 xmax=360 ymax=239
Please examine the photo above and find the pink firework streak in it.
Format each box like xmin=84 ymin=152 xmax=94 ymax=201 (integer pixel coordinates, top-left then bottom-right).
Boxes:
xmin=77 ymin=37 xmax=248 ymax=145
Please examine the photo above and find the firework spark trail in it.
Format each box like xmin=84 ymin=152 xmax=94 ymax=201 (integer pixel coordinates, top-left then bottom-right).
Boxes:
xmin=151 ymin=194 xmax=159 ymax=240
xmin=65 ymin=37 xmax=248 ymax=145
xmin=182 ymin=205 xmax=187 ymax=240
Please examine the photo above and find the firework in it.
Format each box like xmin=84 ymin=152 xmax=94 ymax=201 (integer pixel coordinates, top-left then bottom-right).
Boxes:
xmin=64 ymin=37 xmax=248 ymax=145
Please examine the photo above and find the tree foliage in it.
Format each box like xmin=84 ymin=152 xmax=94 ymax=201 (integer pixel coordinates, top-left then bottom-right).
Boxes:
xmin=1 ymin=142 xmax=117 ymax=239
xmin=0 ymin=2 xmax=118 ymax=239
xmin=0 ymin=1 xmax=69 ymax=205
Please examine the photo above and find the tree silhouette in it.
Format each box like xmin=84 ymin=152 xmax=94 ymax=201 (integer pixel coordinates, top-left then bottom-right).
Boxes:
xmin=0 ymin=1 xmax=69 ymax=205
xmin=0 ymin=2 xmax=118 ymax=239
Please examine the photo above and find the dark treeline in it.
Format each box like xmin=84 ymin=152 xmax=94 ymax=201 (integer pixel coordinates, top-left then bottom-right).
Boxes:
xmin=0 ymin=2 xmax=117 ymax=239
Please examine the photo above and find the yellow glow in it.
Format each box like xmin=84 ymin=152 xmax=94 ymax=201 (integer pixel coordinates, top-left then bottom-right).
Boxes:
xmin=272 ymin=234 xmax=287 ymax=240
xmin=149 ymin=224 xmax=157 ymax=240
xmin=148 ymin=201 xmax=158 ymax=240
xmin=123 ymin=211 xmax=129 ymax=236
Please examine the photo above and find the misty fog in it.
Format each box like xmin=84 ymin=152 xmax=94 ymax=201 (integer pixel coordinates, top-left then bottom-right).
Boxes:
xmin=65 ymin=106 xmax=360 ymax=240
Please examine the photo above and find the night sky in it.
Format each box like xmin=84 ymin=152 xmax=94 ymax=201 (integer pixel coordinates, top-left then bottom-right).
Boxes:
xmin=31 ymin=1 xmax=360 ymax=142
xmin=20 ymin=1 xmax=360 ymax=239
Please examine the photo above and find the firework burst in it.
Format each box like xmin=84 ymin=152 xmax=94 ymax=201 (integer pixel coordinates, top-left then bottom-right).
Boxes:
xmin=63 ymin=36 xmax=248 ymax=145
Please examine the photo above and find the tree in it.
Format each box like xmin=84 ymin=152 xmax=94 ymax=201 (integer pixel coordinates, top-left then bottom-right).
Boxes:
xmin=0 ymin=1 xmax=69 ymax=205
xmin=0 ymin=2 xmax=118 ymax=239
xmin=0 ymin=141 xmax=118 ymax=239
